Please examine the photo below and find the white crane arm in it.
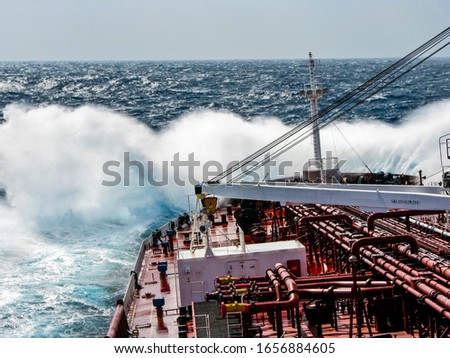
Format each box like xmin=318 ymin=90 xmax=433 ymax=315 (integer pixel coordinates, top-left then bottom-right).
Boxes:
xmin=200 ymin=182 xmax=450 ymax=211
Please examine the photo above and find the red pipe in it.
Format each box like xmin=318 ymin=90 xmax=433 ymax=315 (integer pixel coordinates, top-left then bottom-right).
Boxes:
xmin=367 ymin=210 xmax=444 ymax=232
xmin=290 ymin=204 xmax=450 ymax=323
xmin=299 ymin=214 xmax=354 ymax=227
xmin=294 ymin=273 xmax=368 ymax=283
xmin=297 ymin=286 xmax=393 ymax=299
xmin=350 ymin=235 xmax=419 ymax=260
xmin=296 ymin=280 xmax=392 ymax=289
xmin=361 ymin=256 xmax=450 ymax=321
xmin=221 ymin=264 xmax=299 ymax=316
xmin=396 ymin=244 xmax=450 ymax=281
xmin=293 ymin=204 xmax=450 ymax=323
xmin=266 ymin=269 xmax=282 ymax=300
xmin=365 ymin=244 xmax=450 ymax=298
xmin=251 ymin=264 xmax=299 ymax=312
xmin=361 ymin=248 xmax=450 ymax=314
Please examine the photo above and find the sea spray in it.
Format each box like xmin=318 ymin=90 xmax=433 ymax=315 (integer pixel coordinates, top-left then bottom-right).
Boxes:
xmin=0 ymin=93 xmax=448 ymax=337
xmin=0 ymin=104 xmax=295 ymax=337
xmin=318 ymin=99 xmax=450 ymax=182
xmin=0 ymin=104 xmax=164 ymax=225
xmin=1 ymin=100 xmax=448 ymax=228
xmin=0 ymin=104 xmax=165 ymax=337
xmin=0 ymin=104 xmax=293 ymax=225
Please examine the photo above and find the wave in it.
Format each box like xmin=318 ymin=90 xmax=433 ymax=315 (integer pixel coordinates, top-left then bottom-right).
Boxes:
xmin=0 ymin=104 xmax=289 ymax=226
xmin=320 ymin=99 xmax=450 ymax=181
xmin=1 ymin=100 xmax=449 ymax=227
xmin=0 ymin=100 xmax=449 ymax=337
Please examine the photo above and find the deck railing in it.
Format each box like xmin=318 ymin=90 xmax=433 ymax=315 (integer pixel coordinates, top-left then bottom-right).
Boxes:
xmin=120 ymin=221 xmax=172 ymax=319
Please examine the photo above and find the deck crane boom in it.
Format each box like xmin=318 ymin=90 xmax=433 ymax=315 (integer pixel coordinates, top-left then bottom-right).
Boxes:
xmin=199 ymin=27 xmax=450 ymax=211
xmin=199 ymin=181 xmax=450 ymax=212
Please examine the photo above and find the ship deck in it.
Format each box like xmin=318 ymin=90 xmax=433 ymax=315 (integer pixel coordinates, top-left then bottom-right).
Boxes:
xmin=126 ymin=206 xmax=305 ymax=338
xmin=126 ymin=207 xmax=248 ymax=338
xmin=117 ymin=202 xmax=450 ymax=339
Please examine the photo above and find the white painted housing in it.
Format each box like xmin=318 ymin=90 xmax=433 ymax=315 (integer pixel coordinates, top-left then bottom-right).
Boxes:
xmin=177 ymin=240 xmax=307 ymax=307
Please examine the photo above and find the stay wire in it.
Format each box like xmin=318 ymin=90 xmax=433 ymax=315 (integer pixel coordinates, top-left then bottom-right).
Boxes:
xmin=331 ymin=122 xmax=373 ymax=174
xmin=268 ymin=38 xmax=450 ymax=166
xmin=245 ymin=37 xmax=450 ymax=178
xmin=213 ymin=26 xmax=450 ymax=183
xmin=229 ymin=42 xmax=450 ymax=184
xmin=230 ymin=39 xmax=450 ymax=184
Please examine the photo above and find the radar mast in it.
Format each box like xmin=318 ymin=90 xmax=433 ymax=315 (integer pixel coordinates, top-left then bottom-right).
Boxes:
xmin=300 ymin=52 xmax=329 ymax=181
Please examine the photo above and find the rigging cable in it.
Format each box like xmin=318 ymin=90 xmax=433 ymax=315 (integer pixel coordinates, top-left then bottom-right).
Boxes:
xmin=210 ymin=26 xmax=450 ymax=183
xmin=229 ymin=30 xmax=450 ymax=183
xmin=230 ymin=38 xmax=450 ymax=184
xmin=331 ymin=122 xmax=373 ymax=174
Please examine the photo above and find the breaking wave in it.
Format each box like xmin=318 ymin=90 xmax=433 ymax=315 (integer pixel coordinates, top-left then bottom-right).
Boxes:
xmin=0 ymin=96 xmax=449 ymax=337
xmin=1 ymin=99 xmax=449 ymax=225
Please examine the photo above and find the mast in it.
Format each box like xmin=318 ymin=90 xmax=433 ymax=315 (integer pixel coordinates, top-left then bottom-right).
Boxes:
xmin=300 ymin=52 xmax=328 ymax=176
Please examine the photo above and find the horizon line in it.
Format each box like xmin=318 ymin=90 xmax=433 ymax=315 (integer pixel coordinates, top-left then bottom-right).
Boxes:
xmin=1 ymin=55 xmax=450 ymax=63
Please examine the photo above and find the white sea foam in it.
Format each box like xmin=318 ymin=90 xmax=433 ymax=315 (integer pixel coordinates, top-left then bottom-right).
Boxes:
xmin=1 ymin=100 xmax=449 ymax=227
xmin=319 ymin=99 xmax=450 ymax=183
xmin=0 ymin=104 xmax=161 ymax=225
xmin=0 ymin=104 xmax=290 ymax=225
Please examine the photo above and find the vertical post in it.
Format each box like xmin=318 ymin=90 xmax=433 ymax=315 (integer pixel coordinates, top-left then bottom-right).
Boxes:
xmin=348 ymin=254 xmax=358 ymax=338
xmin=300 ymin=53 xmax=328 ymax=182
xmin=276 ymin=309 xmax=283 ymax=338
xmin=295 ymin=305 xmax=302 ymax=337
xmin=309 ymin=53 xmax=323 ymax=171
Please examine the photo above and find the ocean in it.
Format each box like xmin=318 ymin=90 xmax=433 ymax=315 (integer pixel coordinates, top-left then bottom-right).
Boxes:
xmin=0 ymin=58 xmax=449 ymax=337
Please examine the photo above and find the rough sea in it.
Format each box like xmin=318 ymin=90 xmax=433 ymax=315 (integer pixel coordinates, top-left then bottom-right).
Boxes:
xmin=0 ymin=58 xmax=449 ymax=337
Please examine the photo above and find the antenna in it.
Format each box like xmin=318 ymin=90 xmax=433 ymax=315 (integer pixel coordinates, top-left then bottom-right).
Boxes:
xmin=299 ymin=52 xmax=329 ymax=172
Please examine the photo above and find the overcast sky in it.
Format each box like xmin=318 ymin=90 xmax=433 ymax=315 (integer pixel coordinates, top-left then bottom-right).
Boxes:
xmin=0 ymin=0 xmax=449 ymax=61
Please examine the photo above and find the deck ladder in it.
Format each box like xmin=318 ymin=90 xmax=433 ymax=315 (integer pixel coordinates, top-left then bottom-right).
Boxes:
xmin=189 ymin=281 xmax=205 ymax=302
xmin=193 ymin=314 xmax=211 ymax=338
xmin=226 ymin=312 xmax=243 ymax=338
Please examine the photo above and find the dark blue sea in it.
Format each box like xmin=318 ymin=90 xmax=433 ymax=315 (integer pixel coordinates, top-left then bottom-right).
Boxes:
xmin=0 ymin=58 xmax=449 ymax=337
